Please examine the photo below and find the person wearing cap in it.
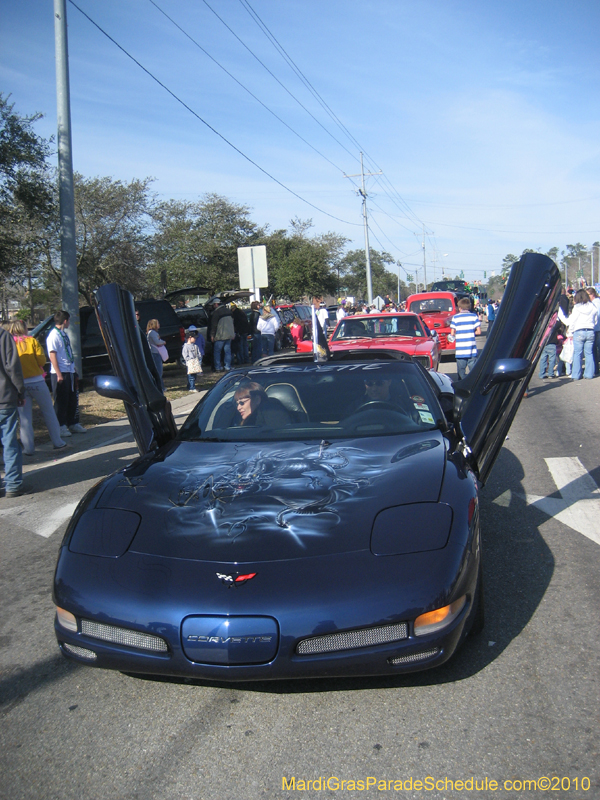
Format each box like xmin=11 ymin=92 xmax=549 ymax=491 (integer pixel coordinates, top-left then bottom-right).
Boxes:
xmin=209 ymin=299 xmax=235 ymax=372
xmin=182 ymin=328 xmax=205 ymax=391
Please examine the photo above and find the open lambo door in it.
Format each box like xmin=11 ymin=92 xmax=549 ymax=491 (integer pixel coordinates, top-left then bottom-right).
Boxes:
xmin=93 ymin=283 xmax=178 ymax=455
xmin=453 ymin=252 xmax=561 ymax=485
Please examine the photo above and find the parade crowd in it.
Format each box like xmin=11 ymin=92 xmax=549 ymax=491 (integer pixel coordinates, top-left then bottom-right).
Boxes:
xmin=1 ymin=285 xmax=599 ymax=499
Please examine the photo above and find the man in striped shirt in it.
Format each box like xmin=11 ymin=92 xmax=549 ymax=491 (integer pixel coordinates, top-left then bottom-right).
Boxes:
xmin=450 ymin=298 xmax=481 ymax=380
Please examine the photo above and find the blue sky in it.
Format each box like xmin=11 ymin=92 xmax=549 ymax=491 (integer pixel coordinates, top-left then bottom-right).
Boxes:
xmin=2 ymin=0 xmax=600 ymax=284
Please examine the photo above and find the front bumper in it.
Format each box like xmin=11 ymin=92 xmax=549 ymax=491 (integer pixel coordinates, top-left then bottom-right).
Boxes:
xmin=54 ymin=541 xmax=479 ymax=681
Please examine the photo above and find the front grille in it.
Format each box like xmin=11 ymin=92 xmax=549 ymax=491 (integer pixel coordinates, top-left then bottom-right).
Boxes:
xmin=297 ymin=622 xmax=408 ymax=655
xmin=388 ymin=647 xmax=439 ymax=665
xmin=63 ymin=643 xmax=97 ymax=661
xmin=81 ymin=619 xmax=168 ymax=652
xmin=414 ymin=356 xmax=430 ymax=368
xmin=437 ymin=333 xmax=447 ymax=347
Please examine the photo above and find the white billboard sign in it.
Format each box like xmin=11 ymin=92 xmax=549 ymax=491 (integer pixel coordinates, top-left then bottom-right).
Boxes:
xmin=237 ymin=245 xmax=268 ymax=295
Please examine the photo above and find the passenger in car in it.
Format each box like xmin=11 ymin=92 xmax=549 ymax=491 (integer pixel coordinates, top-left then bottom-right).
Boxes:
xmin=234 ymin=382 xmax=292 ymax=428
xmin=343 ymin=321 xmax=367 ymax=338
xmin=345 ymin=375 xmax=410 ymax=417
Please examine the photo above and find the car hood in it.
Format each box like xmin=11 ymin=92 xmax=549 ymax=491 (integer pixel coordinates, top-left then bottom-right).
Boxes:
xmin=331 ymin=337 xmax=429 ymax=351
xmin=93 ymin=432 xmax=447 ymax=562
xmin=418 ymin=312 xmax=453 ymax=326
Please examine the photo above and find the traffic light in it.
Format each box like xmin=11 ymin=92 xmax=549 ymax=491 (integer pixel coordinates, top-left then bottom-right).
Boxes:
xmin=484 ymin=271 xmax=487 ymax=279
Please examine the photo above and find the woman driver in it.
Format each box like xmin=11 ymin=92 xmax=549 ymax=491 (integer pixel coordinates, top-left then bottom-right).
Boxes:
xmin=234 ymin=382 xmax=291 ymax=428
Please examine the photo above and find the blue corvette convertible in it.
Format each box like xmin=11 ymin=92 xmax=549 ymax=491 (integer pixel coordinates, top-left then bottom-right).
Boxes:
xmin=53 ymin=253 xmax=559 ymax=679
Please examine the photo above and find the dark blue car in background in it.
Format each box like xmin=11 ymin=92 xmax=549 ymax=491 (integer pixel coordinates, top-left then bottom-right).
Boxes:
xmin=53 ymin=254 xmax=559 ymax=680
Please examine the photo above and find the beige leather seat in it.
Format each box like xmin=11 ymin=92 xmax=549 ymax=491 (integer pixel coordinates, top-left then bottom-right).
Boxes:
xmin=265 ymin=383 xmax=308 ymax=422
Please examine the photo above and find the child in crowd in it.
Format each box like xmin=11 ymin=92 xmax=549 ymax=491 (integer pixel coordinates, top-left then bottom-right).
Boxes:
xmin=290 ymin=317 xmax=304 ymax=350
xmin=182 ymin=327 xmax=205 ymax=392
xmin=450 ymin=297 xmax=481 ymax=380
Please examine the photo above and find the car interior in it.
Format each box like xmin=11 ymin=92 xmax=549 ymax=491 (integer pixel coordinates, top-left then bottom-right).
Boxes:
xmin=180 ymin=366 xmax=443 ymax=442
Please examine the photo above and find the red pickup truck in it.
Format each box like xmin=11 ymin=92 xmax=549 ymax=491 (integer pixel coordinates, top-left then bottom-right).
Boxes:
xmin=405 ymin=291 xmax=460 ymax=354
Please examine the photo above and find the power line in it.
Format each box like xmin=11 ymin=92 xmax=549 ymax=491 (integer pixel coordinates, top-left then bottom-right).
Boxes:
xmin=146 ymin=0 xmax=348 ymax=176
xmin=238 ymin=0 xmax=426 ymax=235
xmin=368 ymin=211 xmax=408 ymax=258
xmin=238 ymin=0 xmax=428 ymax=233
xmin=368 ymin=196 xmax=420 ymax=237
xmin=200 ymin=0 xmax=360 ymax=164
xmin=214 ymin=0 xmax=428 ymax=241
xmin=67 ymin=0 xmax=361 ymax=227
xmin=238 ymin=0 xmax=366 ymax=157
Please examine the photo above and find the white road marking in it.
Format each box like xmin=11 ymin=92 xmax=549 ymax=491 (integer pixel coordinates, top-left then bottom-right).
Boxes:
xmin=22 ymin=403 xmax=194 ymax=479
xmin=492 ymin=489 xmax=512 ymax=507
xmin=5 ymin=402 xmax=199 ymax=538
xmin=493 ymin=457 xmax=600 ymax=547
xmin=22 ymin=430 xmax=133 ymax=478
xmin=0 ymin=499 xmax=79 ymax=538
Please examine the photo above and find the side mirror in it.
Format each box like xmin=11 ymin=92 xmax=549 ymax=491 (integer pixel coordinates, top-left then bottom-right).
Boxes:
xmin=94 ymin=374 xmax=137 ymax=405
xmin=480 ymin=358 xmax=530 ymax=395
xmin=452 ymin=357 xmax=530 ymax=422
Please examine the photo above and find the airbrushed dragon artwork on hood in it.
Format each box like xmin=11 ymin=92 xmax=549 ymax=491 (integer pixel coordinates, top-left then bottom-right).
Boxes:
xmin=163 ymin=442 xmax=377 ymax=547
xmin=98 ymin=431 xmax=447 ymax=560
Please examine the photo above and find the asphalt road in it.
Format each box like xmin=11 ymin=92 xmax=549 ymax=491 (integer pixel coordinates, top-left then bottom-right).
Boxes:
xmin=1 ymin=353 xmax=599 ymax=800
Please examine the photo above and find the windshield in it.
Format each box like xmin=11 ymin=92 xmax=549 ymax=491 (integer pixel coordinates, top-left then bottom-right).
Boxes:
xmin=179 ymin=362 xmax=442 ymax=442
xmin=331 ymin=315 xmax=425 ymax=340
xmin=409 ymin=298 xmax=454 ymax=313
xmin=432 ymin=281 xmax=467 ymax=292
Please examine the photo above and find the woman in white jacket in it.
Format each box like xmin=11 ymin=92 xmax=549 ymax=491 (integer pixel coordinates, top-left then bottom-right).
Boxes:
xmin=559 ymin=289 xmax=598 ymax=380
xmin=257 ymin=306 xmax=280 ymax=357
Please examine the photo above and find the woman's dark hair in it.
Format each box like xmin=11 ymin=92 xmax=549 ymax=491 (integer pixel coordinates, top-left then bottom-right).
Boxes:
xmin=574 ymin=289 xmax=590 ymax=305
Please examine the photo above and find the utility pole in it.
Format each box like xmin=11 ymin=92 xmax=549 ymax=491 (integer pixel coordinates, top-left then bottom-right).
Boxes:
xmin=54 ymin=0 xmax=81 ymax=375
xmin=344 ymin=153 xmax=381 ymax=305
xmin=422 ymin=224 xmax=433 ymax=290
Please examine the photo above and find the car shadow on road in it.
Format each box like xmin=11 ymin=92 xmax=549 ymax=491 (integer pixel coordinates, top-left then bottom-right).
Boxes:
xmin=0 ymin=653 xmax=80 ymax=713
xmin=127 ymin=446 xmax=556 ymax=694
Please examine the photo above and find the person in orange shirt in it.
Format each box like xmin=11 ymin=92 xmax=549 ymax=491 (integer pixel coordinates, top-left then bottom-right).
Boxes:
xmin=3 ymin=320 xmax=66 ymax=455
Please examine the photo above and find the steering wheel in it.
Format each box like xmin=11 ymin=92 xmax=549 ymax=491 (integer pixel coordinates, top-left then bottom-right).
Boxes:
xmin=352 ymin=400 xmax=403 ymax=414
xmin=342 ymin=401 xmax=415 ymax=433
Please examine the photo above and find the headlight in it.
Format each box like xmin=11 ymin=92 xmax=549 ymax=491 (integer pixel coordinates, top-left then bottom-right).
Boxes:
xmin=414 ymin=595 xmax=466 ymax=636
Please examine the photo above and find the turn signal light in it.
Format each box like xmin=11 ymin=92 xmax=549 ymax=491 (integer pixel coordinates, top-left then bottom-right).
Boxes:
xmin=56 ymin=607 xmax=78 ymax=633
xmin=414 ymin=595 xmax=466 ymax=637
